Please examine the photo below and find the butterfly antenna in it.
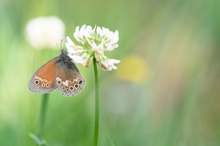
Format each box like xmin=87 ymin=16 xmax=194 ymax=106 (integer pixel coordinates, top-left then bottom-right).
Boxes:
xmin=55 ymin=38 xmax=64 ymax=51
xmin=58 ymin=38 xmax=67 ymax=54
xmin=60 ymin=38 xmax=64 ymax=50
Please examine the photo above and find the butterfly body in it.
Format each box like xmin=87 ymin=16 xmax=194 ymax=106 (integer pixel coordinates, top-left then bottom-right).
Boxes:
xmin=29 ymin=50 xmax=85 ymax=96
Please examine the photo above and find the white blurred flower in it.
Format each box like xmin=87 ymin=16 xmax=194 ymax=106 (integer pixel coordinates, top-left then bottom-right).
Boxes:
xmin=66 ymin=25 xmax=120 ymax=71
xmin=25 ymin=16 xmax=65 ymax=49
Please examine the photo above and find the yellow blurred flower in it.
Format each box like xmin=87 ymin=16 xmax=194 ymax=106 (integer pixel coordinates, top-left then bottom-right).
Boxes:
xmin=116 ymin=56 xmax=148 ymax=83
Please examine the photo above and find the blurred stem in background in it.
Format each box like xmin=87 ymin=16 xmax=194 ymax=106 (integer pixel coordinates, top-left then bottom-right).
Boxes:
xmin=39 ymin=94 xmax=50 ymax=140
xmin=30 ymin=94 xmax=50 ymax=146
xmin=93 ymin=58 xmax=100 ymax=146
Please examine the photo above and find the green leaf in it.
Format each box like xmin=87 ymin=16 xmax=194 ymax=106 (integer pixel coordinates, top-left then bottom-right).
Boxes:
xmin=29 ymin=133 xmax=48 ymax=146
xmin=106 ymin=135 xmax=115 ymax=146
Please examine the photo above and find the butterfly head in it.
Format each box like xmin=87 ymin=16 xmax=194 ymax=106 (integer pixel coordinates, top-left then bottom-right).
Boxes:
xmin=57 ymin=49 xmax=77 ymax=70
xmin=58 ymin=49 xmax=71 ymax=62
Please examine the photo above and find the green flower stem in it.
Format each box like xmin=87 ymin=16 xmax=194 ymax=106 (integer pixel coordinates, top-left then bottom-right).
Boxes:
xmin=93 ymin=58 xmax=100 ymax=146
xmin=39 ymin=93 xmax=50 ymax=138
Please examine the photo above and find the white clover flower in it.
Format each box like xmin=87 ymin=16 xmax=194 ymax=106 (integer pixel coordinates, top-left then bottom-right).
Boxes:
xmin=25 ymin=16 xmax=65 ymax=49
xmin=66 ymin=25 xmax=120 ymax=71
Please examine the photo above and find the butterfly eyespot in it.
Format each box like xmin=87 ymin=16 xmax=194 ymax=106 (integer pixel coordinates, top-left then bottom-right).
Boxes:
xmin=34 ymin=80 xmax=40 ymax=85
xmin=57 ymin=80 xmax=61 ymax=84
xmin=41 ymin=83 xmax=45 ymax=87
xmin=66 ymin=88 xmax=69 ymax=91
xmin=79 ymin=80 xmax=82 ymax=85
xmin=74 ymin=84 xmax=79 ymax=89
xmin=62 ymin=86 xmax=65 ymax=90
xmin=46 ymin=83 xmax=50 ymax=88
xmin=69 ymin=86 xmax=74 ymax=90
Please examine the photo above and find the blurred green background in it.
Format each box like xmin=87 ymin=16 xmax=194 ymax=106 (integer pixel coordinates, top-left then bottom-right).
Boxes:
xmin=0 ymin=0 xmax=220 ymax=146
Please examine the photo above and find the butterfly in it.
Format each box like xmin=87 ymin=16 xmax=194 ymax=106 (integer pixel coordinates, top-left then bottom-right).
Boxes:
xmin=28 ymin=49 xmax=85 ymax=96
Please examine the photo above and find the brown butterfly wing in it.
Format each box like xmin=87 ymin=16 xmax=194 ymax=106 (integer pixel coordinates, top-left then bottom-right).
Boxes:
xmin=55 ymin=61 xmax=85 ymax=96
xmin=29 ymin=57 xmax=58 ymax=93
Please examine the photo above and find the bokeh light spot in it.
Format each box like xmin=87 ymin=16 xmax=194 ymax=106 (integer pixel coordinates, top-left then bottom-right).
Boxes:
xmin=116 ymin=56 xmax=148 ymax=83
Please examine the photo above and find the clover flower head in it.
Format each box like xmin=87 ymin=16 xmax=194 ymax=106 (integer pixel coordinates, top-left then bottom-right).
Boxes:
xmin=25 ymin=16 xmax=65 ymax=49
xmin=66 ymin=25 xmax=120 ymax=71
